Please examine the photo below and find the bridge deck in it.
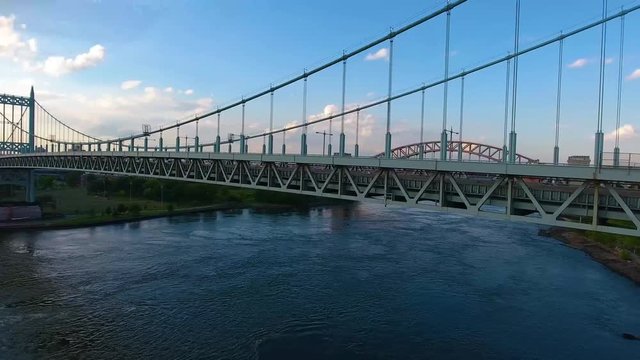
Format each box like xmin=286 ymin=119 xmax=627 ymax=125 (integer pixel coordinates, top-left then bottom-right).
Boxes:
xmin=2 ymin=151 xmax=640 ymax=236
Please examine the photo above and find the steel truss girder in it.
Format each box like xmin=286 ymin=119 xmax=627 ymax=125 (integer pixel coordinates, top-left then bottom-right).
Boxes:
xmin=0 ymin=94 xmax=30 ymax=107
xmin=1 ymin=153 xmax=640 ymax=236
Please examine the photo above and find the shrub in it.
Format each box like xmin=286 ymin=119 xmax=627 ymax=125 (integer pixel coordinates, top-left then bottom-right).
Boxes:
xmin=620 ymin=249 xmax=632 ymax=261
xmin=116 ymin=203 xmax=128 ymax=215
xmin=129 ymin=203 xmax=141 ymax=215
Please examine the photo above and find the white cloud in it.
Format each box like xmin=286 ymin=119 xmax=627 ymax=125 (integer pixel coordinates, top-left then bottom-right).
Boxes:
xmin=308 ymin=103 xmax=377 ymax=141
xmin=568 ymin=58 xmax=588 ymax=68
xmin=605 ymin=57 xmax=614 ymax=64
xmin=1 ymin=15 xmax=106 ymax=77
xmin=39 ymin=87 xmax=216 ymax=140
xmin=120 ymin=80 xmax=141 ymax=90
xmin=27 ymin=38 xmax=37 ymax=52
xmin=0 ymin=15 xmax=37 ymax=58
xmin=627 ymin=69 xmax=640 ymax=81
xmin=40 ymin=44 xmax=106 ymax=77
xmin=365 ymin=48 xmax=389 ymax=61
xmin=164 ymin=87 xmax=173 ymax=93
xmin=605 ymin=124 xmax=636 ymax=141
xmin=184 ymin=89 xmax=194 ymax=95
xmin=282 ymin=120 xmax=301 ymax=135
xmin=323 ymin=104 xmax=338 ymax=116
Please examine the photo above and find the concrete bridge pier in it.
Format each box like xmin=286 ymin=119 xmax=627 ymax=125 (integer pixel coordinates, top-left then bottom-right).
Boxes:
xmin=26 ymin=170 xmax=35 ymax=202
xmin=0 ymin=169 xmax=36 ymax=203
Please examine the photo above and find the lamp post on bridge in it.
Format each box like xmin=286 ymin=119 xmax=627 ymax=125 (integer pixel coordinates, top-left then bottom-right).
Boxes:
xmin=315 ymin=131 xmax=333 ymax=157
xmin=228 ymin=133 xmax=237 ymax=154
xmin=142 ymin=124 xmax=150 ymax=151
xmin=183 ymin=136 xmax=199 ymax=152
xmin=444 ymin=127 xmax=458 ymax=160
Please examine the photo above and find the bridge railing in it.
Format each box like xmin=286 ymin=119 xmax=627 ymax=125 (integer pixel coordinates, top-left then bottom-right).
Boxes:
xmin=603 ymin=152 xmax=640 ymax=168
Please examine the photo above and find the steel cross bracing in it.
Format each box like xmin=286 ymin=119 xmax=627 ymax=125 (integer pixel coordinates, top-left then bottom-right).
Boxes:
xmin=0 ymin=142 xmax=30 ymax=153
xmin=1 ymin=152 xmax=640 ymax=236
xmin=0 ymin=94 xmax=30 ymax=107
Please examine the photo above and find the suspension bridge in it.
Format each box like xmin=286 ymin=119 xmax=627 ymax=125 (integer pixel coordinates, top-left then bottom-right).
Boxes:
xmin=1 ymin=0 xmax=640 ymax=236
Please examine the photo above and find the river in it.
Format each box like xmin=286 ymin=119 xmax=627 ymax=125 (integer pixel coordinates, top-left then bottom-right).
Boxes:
xmin=1 ymin=204 xmax=639 ymax=359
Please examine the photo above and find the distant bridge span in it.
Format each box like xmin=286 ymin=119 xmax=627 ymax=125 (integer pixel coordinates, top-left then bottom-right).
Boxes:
xmin=374 ymin=141 xmax=538 ymax=164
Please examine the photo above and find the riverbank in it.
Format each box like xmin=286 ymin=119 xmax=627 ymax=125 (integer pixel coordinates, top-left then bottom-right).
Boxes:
xmin=0 ymin=202 xmax=326 ymax=232
xmin=540 ymin=227 xmax=640 ymax=285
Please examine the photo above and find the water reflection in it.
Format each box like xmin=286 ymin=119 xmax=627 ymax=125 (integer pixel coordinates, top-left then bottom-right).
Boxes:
xmin=0 ymin=204 xmax=639 ymax=359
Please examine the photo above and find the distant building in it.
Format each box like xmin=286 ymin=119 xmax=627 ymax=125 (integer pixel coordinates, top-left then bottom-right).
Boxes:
xmin=567 ymin=155 xmax=590 ymax=166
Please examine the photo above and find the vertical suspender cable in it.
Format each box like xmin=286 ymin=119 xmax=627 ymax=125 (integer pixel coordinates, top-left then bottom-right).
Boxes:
xmin=595 ymin=0 xmax=608 ymax=168
xmin=509 ymin=0 xmax=520 ymax=163
xmin=441 ymin=1 xmax=451 ymax=161
xmin=340 ymin=55 xmax=347 ymax=156
xmin=419 ymin=89 xmax=426 ymax=160
xmin=384 ymin=36 xmax=394 ymax=158
xmin=458 ymin=74 xmax=465 ymax=161
xmin=614 ymin=12 xmax=625 ymax=166
xmin=302 ymin=76 xmax=308 ymax=155
xmin=554 ymin=37 xmax=563 ymax=164
xmin=503 ymin=57 xmax=510 ymax=161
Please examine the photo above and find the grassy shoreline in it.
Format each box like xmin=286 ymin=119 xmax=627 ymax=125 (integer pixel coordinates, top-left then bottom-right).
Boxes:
xmin=540 ymin=227 xmax=640 ymax=285
xmin=0 ymin=202 xmax=320 ymax=232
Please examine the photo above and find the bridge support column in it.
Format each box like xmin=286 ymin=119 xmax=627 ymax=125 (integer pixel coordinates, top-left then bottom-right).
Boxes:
xmin=97 ymin=143 xmax=101 ymax=151
xmin=118 ymin=141 xmax=123 ymax=152
xmin=57 ymin=143 xmax=61 ymax=152
xmin=144 ymin=137 xmax=148 ymax=151
xmin=506 ymin=178 xmax=514 ymax=216
xmin=194 ymin=136 xmax=199 ymax=153
xmin=594 ymin=131 xmax=604 ymax=167
xmin=339 ymin=133 xmax=345 ymax=156
xmin=613 ymin=147 xmax=620 ymax=167
xmin=419 ymin=144 xmax=424 ymax=160
xmin=240 ymin=135 xmax=245 ymax=154
xmin=159 ymin=137 xmax=163 ymax=151
xmin=130 ymin=139 xmax=134 ymax=151
xmin=354 ymin=143 xmax=359 ymax=157
xmin=215 ymin=136 xmax=220 ymax=153
xmin=440 ymin=131 xmax=448 ymax=161
xmin=508 ymin=131 xmax=517 ymax=163
xmin=175 ymin=136 xmax=180 ymax=152
xmin=328 ymin=143 xmax=332 ymax=157
xmin=28 ymin=87 xmax=35 ymax=153
xmin=553 ymin=146 xmax=560 ymax=165
xmin=282 ymin=143 xmax=286 ymax=155
xmin=267 ymin=134 xmax=273 ymax=155
xmin=300 ymin=133 xmax=307 ymax=156
xmin=26 ymin=170 xmax=35 ymax=203
xmin=383 ymin=133 xmax=391 ymax=159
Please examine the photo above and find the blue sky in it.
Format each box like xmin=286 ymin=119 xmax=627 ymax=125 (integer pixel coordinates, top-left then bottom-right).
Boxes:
xmin=1 ymin=0 xmax=639 ymax=161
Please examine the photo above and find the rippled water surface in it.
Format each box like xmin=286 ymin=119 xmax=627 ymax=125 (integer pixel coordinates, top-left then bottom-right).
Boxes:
xmin=1 ymin=204 xmax=639 ymax=359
